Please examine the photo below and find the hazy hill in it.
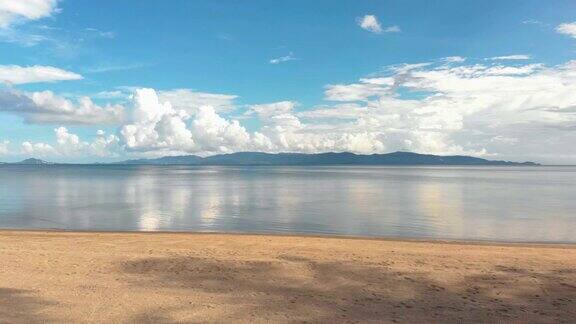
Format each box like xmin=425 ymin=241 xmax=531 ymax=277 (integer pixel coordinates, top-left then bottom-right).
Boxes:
xmin=13 ymin=158 xmax=54 ymax=165
xmin=115 ymin=151 xmax=539 ymax=166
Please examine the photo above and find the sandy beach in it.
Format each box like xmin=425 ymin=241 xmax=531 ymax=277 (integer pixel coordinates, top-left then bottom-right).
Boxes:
xmin=0 ymin=231 xmax=575 ymax=323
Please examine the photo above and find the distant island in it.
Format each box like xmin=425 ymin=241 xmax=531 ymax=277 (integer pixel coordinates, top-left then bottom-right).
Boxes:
xmin=0 ymin=152 xmax=540 ymax=166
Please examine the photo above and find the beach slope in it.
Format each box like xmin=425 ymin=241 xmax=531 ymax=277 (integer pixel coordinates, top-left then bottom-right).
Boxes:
xmin=0 ymin=231 xmax=575 ymax=323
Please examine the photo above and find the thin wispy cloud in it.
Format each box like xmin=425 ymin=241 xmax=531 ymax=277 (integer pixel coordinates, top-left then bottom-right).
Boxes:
xmin=93 ymin=90 xmax=128 ymax=100
xmin=0 ymin=27 xmax=48 ymax=46
xmin=83 ymin=62 xmax=149 ymax=74
xmin=522 ymin=19 xmax=543 ymax=25
xmin=216 ymin=33 xmax=233 ymax=41
xmin=84 ymin=27 xmax=115 ymax=39
xmin=269 ymin=52 xmax=296 ymax=64
xmin=489 ymin=54 xmax=531 ymax=60
xmin=0 ymin=65 xmax=82 ymax=84
xmin=383 ymin=25 xmax=401 ymax=33
xmin=443 ymin=56 xmax=466 ymax=63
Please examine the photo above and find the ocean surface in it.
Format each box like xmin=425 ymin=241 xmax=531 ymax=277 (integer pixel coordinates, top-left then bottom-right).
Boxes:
xmin=0 ymin=165 xmax=575 ymax=243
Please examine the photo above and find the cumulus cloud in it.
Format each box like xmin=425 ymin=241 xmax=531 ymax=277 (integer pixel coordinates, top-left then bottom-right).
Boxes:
xmin=358 ymin=15 xmax=382 ymax=33
xmin=556 ymin=22 xmax=576 ymax=38
xmin=489 ymin=54 xmax=531 ymax=60
xmin=0 ymin=65 xmax=82 ymax=84
xmin=21 ymin=127 xmax=120 ymax=158
xmin=357 ymin=15 xmax=399 ymax=34
xmin=120 ymin=88 xmax=257 ymax=155
xmin=0 ymin=0 xmax=59 ymax=28
xmin=0 ymin=87 xmax=123 ymax=124
xmin=191 ymin=105 xmax=252 ymax=153
xmin=118 ymin=90 xmax=292 ymax=156
xmin=120 ymin=88 xmax=196 ymax=153
xmin=21 ymin=141 xmax=55 ymax=156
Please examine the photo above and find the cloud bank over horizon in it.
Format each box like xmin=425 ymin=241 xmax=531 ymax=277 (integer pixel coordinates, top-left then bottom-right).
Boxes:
xmin=2 ymin=56 xmax=576 ymax=164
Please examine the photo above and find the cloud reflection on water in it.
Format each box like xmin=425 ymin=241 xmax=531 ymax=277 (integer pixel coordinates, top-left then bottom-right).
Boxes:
xmin=0 ymin=165 xmax=574 ymax=242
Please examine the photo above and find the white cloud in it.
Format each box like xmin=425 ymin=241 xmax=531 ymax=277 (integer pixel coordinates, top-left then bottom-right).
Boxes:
xmin=490 ymin=54 xmax=531 ymax=60
xmin=0 ymin=140 xmax=9 ymax=155
xmin=309 ymin=61 xmax=576 ymax=161
xmin=158 ymin=89 xmax=238 ymax=113
xmin=90 ymin=131 xmax=121 ymax=157
xmin=21 ymin=141 xmax=55 ymax=156
xmin=84 ymin=27 xmax=115 ymax=39
xmin=325 ymin=78 xmax=393 ymax=101
xmin=246 ymin=101 xmax=297 ymax=119
xmin=389 ymin=62 xmax=432 ymax=74
xmin=0 ymin=65 xmax=82 ymax=84
xmin=0 ymin=86 xmax=238 ymax=126
xmin=0 ymin=88 xmax=123 ymax=124
xmin=120 ymin=88 xmax=256 ymax=155
xmin=120 ymin=88 xmax=196 ymax=153
xmin=93 ymin=90 xmax=128 ymax=100
xmin=358 ymin=15 xmax=382 ymax=33
xmin=522 ymin=19 xmax=543 ymax=25
xmin=21 ymin=127 xmax=120 ymax=158
xmin=269 ymin=52 xmax=296 ymax=64
xmin=9 ymin=59 xmax=576 ymax=163
xmin=443 ymin=56 xmax=466 ymax=63
xmin=557 ymin=22 xmax=576 ymax=38
xmin=383 ymin=25 xmax=401 ymax=33
xmin=191 ymin=105 xmax=252 ymax=153
xmin=0 ymin=27 xmax=48 ymax=46
xmin=83 ymin=62 xmax=148 ymax=74
xmin=0 ymin=0 xmax=59 ymax=28
xmin=358 ymin=15 xmax=399 ymax=34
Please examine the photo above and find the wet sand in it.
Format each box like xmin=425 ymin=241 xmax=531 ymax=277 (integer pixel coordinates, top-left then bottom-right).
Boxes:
xmin=0 ymin=231 xmax=575 ymax=323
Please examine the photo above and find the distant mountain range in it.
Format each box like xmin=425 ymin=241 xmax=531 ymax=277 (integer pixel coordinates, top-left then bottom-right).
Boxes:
xmin=5 ymin=158 xmax=54 ymax=165
xmin=114 ymin=151 xmax=539 ymax=166
xmin=0 ymin=152 xmax=540 ymax=166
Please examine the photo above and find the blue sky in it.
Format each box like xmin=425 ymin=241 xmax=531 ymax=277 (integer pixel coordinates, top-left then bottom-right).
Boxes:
xmin=1 ymin=0 xmax=576 ymax=163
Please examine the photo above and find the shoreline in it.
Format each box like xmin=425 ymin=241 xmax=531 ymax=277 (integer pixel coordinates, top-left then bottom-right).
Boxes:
xmin=1 ymin=228 xmax=575 ymax=248
xmin=1 ymin=230 xmax=575 ymax=322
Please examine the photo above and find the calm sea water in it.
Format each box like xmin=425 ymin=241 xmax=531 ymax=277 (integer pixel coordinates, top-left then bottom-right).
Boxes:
xmin=0 ymin=165 xmax=574 ymax=243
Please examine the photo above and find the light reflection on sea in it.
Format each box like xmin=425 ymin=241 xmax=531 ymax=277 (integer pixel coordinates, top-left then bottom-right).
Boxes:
xmin=0 ymin=165 xmax=574 ymax=243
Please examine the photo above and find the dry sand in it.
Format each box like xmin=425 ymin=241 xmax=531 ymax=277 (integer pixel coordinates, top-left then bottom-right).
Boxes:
xmin=0 ymin=231 xmax=575 ymax=323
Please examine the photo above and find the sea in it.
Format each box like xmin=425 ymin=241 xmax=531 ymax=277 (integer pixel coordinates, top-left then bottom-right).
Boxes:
xmin=0 ymin=165 xmax=574 ymax=243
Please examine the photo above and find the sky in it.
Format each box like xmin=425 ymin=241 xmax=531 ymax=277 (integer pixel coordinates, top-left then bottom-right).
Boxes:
xmin=0 ymin=0 xmax=576 ymax=164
